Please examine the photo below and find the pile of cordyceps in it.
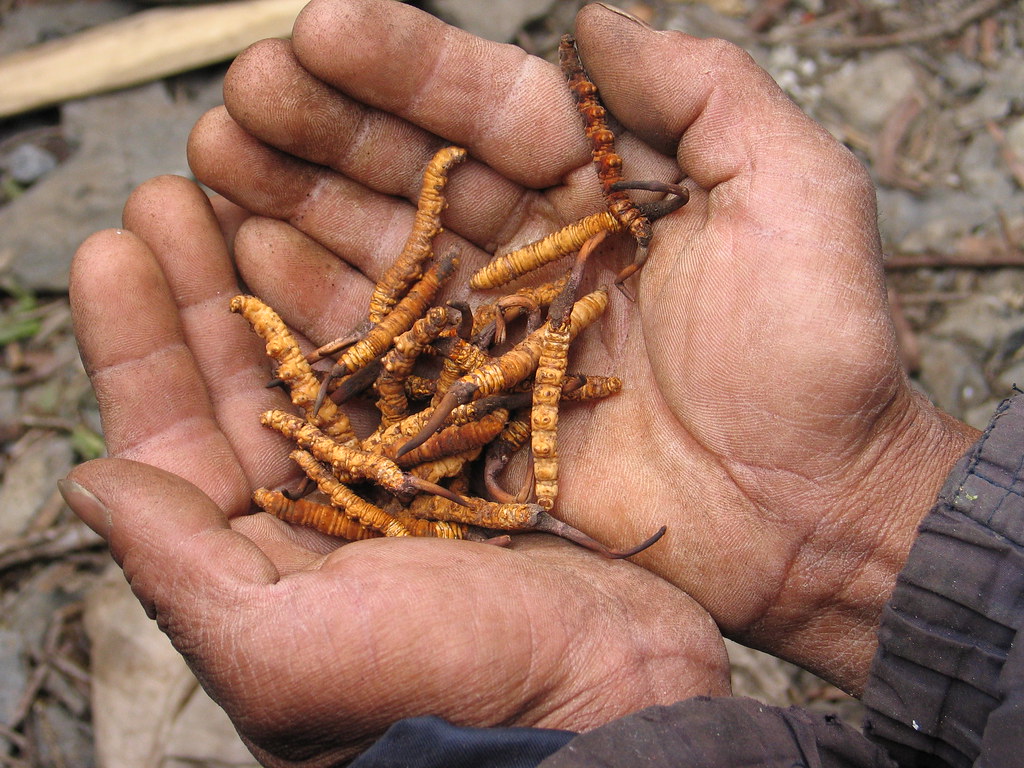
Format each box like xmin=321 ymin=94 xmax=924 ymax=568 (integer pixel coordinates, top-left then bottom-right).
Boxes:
xmin=230 ymin=35 xmax=687 ymax=558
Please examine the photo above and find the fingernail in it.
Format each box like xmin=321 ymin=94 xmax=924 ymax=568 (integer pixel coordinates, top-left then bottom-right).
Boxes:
xmin=58 ymin=478 xmax=112 ymax=537
xmin=597 ymin=3 xmax=654 ymax=29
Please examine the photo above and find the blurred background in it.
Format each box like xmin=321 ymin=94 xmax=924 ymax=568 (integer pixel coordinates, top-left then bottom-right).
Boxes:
xmin=0 ymin=0 xmax=1021 ymax=764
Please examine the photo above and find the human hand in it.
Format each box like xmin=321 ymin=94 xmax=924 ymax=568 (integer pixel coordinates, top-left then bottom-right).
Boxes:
xmin=185 ymin=0 xmax=981 ymax=695
xmin=65 ymin=175 xmax=729 ymax=766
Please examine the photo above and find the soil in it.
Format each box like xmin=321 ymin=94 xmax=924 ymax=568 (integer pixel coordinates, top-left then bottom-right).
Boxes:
xmin=1 ymin=0 xmax=1021 ymax=764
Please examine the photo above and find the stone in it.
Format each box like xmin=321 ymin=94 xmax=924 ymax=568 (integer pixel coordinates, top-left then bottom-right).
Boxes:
xmin=940 ymin=54 xmax=987 ymax=94
xmin=954 ymin=89 xmax=1010 ymax=131
xmin=33 ymin=698 xmax=96 ymax=768
xmin=987 ymin=57 xmax=1024 ymax=110
xmin=996 ymin=359 xmax=1024 ymax=395
xmin=4 ymin=142 xmax=59 ymax=185
xmin=0 ymin=433 xmax=74 ymax=538
xmin=965 ymin=398 xmax=1005 ymax=432
xmin=0 ymin=0 xmax=135 ymax=57
xmin=1005 ymin=116 xmax=1024 ymax=174
xmin=726 ymin=640 xmax=795 ymax=706
xmin=85 ymin=568 xmax=260 ymax=768
xmin=425 ymin=0 xmax=558 ymax=42
xmin=821 ymin=51 xmax=918 ymax=134
xmin=929 ymin=293 xmax=1015 ymax=352
xmin=0 ymin=628 xmax=29 ymax=725
xmin=916 ymin=337 xmax=990 ymax=419
xmin=877 ymin=187 xmax=995 ymax=254
xmin=1 ymin=562 xmax=94 ymax=651
xmin=0 ymin=76 xmax=224 ymax=291
xmin=664 ymin=1 xmax=757 ymax=48
xmin=957 ymin=129 xmax=1014 ymax=198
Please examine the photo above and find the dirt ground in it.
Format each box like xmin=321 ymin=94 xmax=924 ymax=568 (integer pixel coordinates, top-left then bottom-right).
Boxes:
xmin=1 ymin=0 xmax=1022 ymax=764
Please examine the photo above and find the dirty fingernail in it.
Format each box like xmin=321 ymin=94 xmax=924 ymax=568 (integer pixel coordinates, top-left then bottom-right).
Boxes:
xmin=58 ymin=478 xmax=112 ymax=537
xmin=597 ymin=3 xmax=654 ymax=29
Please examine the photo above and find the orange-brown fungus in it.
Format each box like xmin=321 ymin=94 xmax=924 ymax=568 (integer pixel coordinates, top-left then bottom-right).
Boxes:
xmin=233 ymin=136 xmax=670 ymax=557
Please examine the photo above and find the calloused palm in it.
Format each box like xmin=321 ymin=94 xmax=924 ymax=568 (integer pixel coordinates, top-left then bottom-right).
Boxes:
xmin=184 ymin=0 xmax=979 ymax=695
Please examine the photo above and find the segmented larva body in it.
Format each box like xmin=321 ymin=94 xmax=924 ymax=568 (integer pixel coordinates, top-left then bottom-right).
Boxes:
xmin=561 ymin=375 xmax=623 ymax=402
xmin=407 ymin=494 xmax=542 ymax=530
xmin=393 ymin=408 xmax=509 ymax=468
xmin=406 ymin=450 xmax=479 ymax=484
xmin=450 ymin=287 xmax=608 ymax=404
xmin=404 ymin=375 xmax=436 ymax=401
xmin=432 ymin=335 xmax=492 ymax=404
xmin=531 ymin=322 xmax=571 ymax=510
xmin=483 ymin=416 xmax=531 ymax=503
xmin=262 ymin=409 xmax=409 ymax=492
xmin=252 ymin=487 xmax=381 ymax=541
xmin=288 ymin=450 xmax=412 ymax=538
xmin=494 ymin=418 xmax=531 ymax=455
xmin=471 ymin=276 xmax=567 ymax=336
xmin=376 ymin=305 xmax=454 ymax=425
xmin=453 ymin=327 xmax=546 ymax=401
xmin=363 ymin=406 xmax=433 ymax=455
xmin=469 ymin=211 xmax=618 ymax=290
xmin=368 ymin=146 xmax=467 ymax=323
xmin=288 ymin=450 xmax=411 ymax=538
xmin=367 ymin=396 xmax=504 ymax=458
xmin=397 ymin=517 xmax=469 ymax=539
xmin=332 ymin=254 xmax=456 ymax=379
xmin=566 ymin=287 xmax=610 ymax=337
xmin=559 ymin=34 xmax=653 ymax=248
xmin=230 ymin=139 xmax=668 ymax=558
xmin=229 ymin=295 xmax=356 ymax=444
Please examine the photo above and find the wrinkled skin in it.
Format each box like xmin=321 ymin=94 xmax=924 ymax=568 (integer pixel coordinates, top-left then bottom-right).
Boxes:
xmin=66 ymin=1 xmax=978 ymax=765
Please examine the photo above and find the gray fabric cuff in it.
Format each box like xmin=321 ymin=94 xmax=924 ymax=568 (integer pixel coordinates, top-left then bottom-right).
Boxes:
xmin=541 ymin=696 xmax=895 ymax=767
xmin=862 ymin=394 xmax=1024 ymax=767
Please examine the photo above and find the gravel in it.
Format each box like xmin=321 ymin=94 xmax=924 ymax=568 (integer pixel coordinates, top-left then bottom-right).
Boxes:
xmin=1 ymin=0 xmax=1022 ymax=763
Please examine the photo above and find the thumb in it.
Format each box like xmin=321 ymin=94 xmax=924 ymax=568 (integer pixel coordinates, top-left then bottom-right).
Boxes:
xmin=574 ymin=3 xmax=873 ymax=204
xmin=60 ymin=458 xmax=278 ymax=624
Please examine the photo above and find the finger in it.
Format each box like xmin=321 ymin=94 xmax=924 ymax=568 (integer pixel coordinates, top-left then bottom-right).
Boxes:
xmin=231 ymin=213 xmax=526 ymax=358
xmin=70 ymin=228 xmax=252 ymax=513
xmin=120 ymin=176 xmax=298 ymax=493
xmin=575 ymin=4 xmax=881 ymax=269
xmin=288 ymin=0 xmax=681 ymax=206
xmin=234 ymin=215 xmax=372 ymax=346
xmin=189 ymin=107 xmax=506 ymax=282
xmin=291 ymin=0 xmax=585 ymax=187
xmin=575 ymin=5 xmax=870 ymax=190
xmin=190 ymin=101 xmax=608 ymax=288
xmin=209 ymin=194 xmax=252 ymax=252
xmin=188 ymin=106 xmax=342 ymax=241
xmin=61 ymin=457 xmax=278 ymax=628
xmin=231 ymin=511 xmax=349 ymax=572
xmin=222 ymin=38 xmax=554 ymax=249
xmin=223 ymin=38 xmax=447 ymax=197
xmin=575 ymin=4 xmax=882 ymax=280
xmin=570 ymin=8 xmax=910 ymax=532
xmin=230 ymin=216 xmax=385 ymax=440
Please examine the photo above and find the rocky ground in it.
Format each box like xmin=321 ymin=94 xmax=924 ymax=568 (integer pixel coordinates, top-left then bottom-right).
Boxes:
xmin=1 ymin=0 xmax=1022 ymax=764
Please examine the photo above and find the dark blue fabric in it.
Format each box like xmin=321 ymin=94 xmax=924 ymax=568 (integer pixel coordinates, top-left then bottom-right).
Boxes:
xmin=349 ymin=716 xmax=576 ymax=768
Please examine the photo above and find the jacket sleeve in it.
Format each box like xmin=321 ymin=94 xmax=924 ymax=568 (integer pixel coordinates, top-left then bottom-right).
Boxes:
xmin=537 ymin=696 xmax=896 ymax=767
xmin=861 ymin=393 xmax=1024 ymax=767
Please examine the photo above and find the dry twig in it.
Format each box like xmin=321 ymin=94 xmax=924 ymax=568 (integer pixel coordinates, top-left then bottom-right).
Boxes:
xmin=0 ymin=523 xmax=103 ymax=574
xmin=768 ymin=0 xmax=1012 ymax=52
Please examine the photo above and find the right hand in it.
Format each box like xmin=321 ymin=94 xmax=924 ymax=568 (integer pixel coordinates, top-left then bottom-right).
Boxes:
xmin=188 ymin=0 xmax=980 ymax=694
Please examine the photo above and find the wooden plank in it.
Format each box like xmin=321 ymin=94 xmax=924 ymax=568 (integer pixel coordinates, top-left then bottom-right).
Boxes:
xmin=0 ymin=0 xmax=309 ymax=118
